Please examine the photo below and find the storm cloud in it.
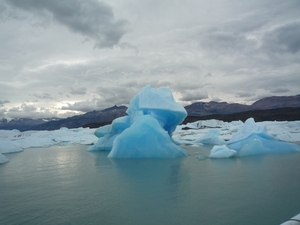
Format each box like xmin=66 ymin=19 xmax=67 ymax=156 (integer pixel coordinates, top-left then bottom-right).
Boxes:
xmin=4 ymin=0 xmax=128 ymax=48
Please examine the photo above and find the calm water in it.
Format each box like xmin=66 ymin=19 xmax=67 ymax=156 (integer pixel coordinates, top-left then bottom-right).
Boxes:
xmin=1 ymin=145 xmax=300 ymax=225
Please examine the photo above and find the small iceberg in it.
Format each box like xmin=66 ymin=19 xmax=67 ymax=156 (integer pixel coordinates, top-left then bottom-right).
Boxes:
xmin=209 ymin=145 xmax=237 ymax=158
xmin=227 ymin=118 xmax=300 ymax=156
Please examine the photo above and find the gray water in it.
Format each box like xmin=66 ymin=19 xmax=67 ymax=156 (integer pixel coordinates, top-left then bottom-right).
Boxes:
xmin=1 ymin=145 xmax=300 ymax=225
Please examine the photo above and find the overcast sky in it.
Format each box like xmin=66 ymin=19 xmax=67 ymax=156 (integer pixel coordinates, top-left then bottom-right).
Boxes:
xmin=1 ymin=0 xmax=300 ymax=119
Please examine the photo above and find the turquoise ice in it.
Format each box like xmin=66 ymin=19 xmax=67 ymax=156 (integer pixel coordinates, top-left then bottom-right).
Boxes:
xmin=227 ymin=118 xmax=300 ymax=157
xmin=90 ymin=85 xmax=188 ymax=158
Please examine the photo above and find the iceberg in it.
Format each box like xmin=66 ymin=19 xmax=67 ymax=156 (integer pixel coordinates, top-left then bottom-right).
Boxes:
xmin=108 ymin=115 xmax=186 ymax=158
xmin=0 ymin=139 xmax=23 ymax=153
xmin=194 ymin=129 xmax=225 ymax=145
xmin=227 ymin=118 xmax=300 ymax=157
xmin=91 ymin=85 xmax=188 ymax=158
xmin=209 ymin=145 xmax=237 ymax=158
xmin=88 ymin=116 xmax=131 ymax=151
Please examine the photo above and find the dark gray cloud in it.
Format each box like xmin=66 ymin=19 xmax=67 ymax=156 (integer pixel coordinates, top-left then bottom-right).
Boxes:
xmin=96 ymin=85 xmax=138 ymax=107
xmin=4 ymin=0 xmax=128 ymax=48
xmin=180 ymin=90 xmax=208 ymax=102
xmin=262 ymin=21 xmax=300 ymax=54
xmin=198 ymin=29 xmax=246 ymax=53
xmin=270 ymin=88 xmax=290 ymax=94
xmin=235 ymin=92 xmax=254 ymax=98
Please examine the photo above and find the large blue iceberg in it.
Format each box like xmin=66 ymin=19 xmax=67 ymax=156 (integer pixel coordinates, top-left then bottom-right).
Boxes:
xmin=89 ymin=85 xmax=187 ymax=158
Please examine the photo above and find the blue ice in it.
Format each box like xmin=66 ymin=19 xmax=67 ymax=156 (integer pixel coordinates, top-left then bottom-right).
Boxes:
xmin=108 ymin=115 xmax=187 ymax=158
xmin=194 ymin=129 xmax=225 ymax=145
xmin=126 ymin=85 xmax=187 ymax=135
xmin=209 ymin=145 xmax=237 ymax=158
xmin=227 ymin=118 xmax=300 ymax=157
xmin=88 ymin=116 xmax=130 ymax=151
xmin=90 ymin=85 xmax=187 ymax=158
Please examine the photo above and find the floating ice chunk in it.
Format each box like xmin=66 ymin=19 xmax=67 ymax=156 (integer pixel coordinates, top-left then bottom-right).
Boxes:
xmin=209 ymin=145 xmax=237 ymax=158
xmin=88 ymin=133 xmax=116 ymax=151
xmin=276 ymin=132 xmax=300 ymax=142
xmin=237 ymin=136 xmax=269 ymax=156
xmin=228 ymin=118 xmax=266 ymax=143
xmin=227 ymin=118 xmax=300 ymax=156
xmin=50 ymin=128 xmax=97 ymax=145
xmin=108 ymin=115 xmax=187 ymax=158
xmin=111 ymin=116 xmax=131 ymax=134
xmin=195 ymin=154 xmax=207 ymax=160
xmin=263 ymin=121 xmax=300 ymax=142
xmin=88 ymin=116 xmax=131 ymax=151
xmin=0 ymin=129 xmax=22 ymax=139
xmin=281 ymin=212 xmax=300 ymax=225
xmin=14 ymin=134 xmax=56 ymax=149
xmin=0 ymin=139 xmax=23 ymax=153
xmin=94 ymin=125 xmax=111 ymax=138
xmin=194 ymin=129 xmax=225 ymax=145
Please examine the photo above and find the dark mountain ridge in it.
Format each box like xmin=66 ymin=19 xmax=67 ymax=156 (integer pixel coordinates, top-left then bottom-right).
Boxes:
xmin=186 ymin=94 xmax=300 ymax=116
xmin=251 ymin=95 xmax=300 ymax=109
xmin=182 ymin=107 xmax=300 ymax=124
xmin=1 ymin=95 xmax=299 ymax=131
xmin=30 ymin=105 xmax=127 ymax=131
xmin=0 ymin=105 xmax=127 ymax=131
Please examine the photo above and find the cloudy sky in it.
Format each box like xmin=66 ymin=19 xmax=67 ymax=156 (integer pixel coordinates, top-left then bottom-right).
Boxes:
xmin=0 ymin=0 xmax=300 ymax=119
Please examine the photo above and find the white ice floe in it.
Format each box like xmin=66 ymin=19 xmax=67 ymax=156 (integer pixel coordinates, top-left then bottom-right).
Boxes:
xmin=0 ymin=139 xmax=23 ymax=154
xmin=194 ymin=129 xmax=225 ymax=145
xmin=0 ymin=127 xmax=97 ymax=163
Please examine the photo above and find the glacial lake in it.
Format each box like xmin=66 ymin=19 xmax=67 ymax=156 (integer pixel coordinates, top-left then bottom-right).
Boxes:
xmin=1 ymin=145 xmax=300 ymax=225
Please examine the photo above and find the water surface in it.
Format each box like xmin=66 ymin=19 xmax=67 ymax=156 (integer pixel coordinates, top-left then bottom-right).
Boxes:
xmin=1 ymin=145 xmax=300 ymax=225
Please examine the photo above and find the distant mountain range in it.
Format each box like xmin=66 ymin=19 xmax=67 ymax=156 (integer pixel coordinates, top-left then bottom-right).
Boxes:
xmin=185 ymin=94 xmax=300 ymax=116
xmin=1 ymin=95 xmax=299 ymax=131
xmin=0 ymin=105 xmax=127 ymax=131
